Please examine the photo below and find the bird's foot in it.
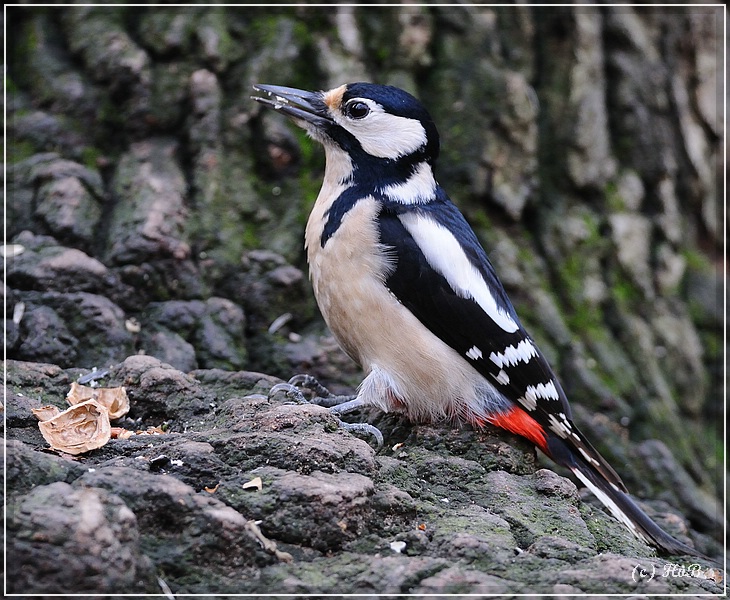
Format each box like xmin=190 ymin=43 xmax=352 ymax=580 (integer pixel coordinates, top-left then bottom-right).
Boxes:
xmin=268 ymin=374 xmax=383 ymax=448
xmin=270 ymin=374 xmax=355 ymax=408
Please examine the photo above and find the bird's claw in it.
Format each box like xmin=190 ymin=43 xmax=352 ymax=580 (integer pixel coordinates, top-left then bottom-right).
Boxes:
xmin=268 ymin=382 xmax=309 ymax=404
xmin=286 ymin=374 xmax=333 ymax=398
xmin=273 ymin=374 xmax=356 ymax=408
xmin=337 ymin=420 xmax=384 ymax=449
xmin=269 ymin=374 xmax=384 ymax=449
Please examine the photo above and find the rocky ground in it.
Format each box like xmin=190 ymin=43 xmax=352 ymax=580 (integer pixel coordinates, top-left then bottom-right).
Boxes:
xmin=5 ymin=4 xmax=725 ymax=596
xmin=5 ymin=357 xmax=725 ymax=594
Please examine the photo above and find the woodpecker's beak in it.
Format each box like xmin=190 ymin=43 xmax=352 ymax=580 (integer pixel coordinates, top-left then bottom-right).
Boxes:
xmin=251 ymin=84 xmax=332 ymax=128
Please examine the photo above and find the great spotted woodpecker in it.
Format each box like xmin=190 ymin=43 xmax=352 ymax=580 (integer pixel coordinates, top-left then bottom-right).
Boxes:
xmin=252 ymin=82 xmax=704 ymax=558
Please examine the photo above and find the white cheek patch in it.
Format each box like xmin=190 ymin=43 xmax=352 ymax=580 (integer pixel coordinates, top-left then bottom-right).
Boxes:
xmin=380 ymin=162 xmax=436 ymax=204
xmin=399 ymin=214 xmax=520 ymax=334
xmin=335 ymin=101 xmax=427 ymax=159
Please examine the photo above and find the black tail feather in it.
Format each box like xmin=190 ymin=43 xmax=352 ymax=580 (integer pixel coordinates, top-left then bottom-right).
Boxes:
xmin=569 ymin=458 xmax=705 ymax=558
xmin=545 ymin=432 xmax=715 ymax=562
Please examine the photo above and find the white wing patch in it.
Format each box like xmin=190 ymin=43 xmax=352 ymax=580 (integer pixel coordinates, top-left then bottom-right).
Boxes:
xmin=520 ymin=381 xmax=560 ymax=412
xmin=519 ymin=393 xmax=537 ymax=411
xmin=398 ymin=214 xmax=520 ymax=333
xmin=489 ymin=339 xmax=537 ymax=368
xmin=492 ymin=369 xmax=510 ymax=385
xmin=526 ymin=381 xmax=560 ymax=402
xmin=380 ymin=161 xmax=436 ymax=204
xmin=466 ymin=346 xmax=483 ymax=360
xmin=547 ymin=413 xmax=573 ymax=438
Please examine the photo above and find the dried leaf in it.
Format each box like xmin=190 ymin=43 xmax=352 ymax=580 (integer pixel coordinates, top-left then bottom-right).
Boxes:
xmin=67 ymin=382 xmax=130 ymax=420
xmin=709 ymin=568 xmax=724 ymax=584
xmin=37 ymin=399 xmax=111 ymax=455
xmin=141 ymin=426 xmax=167 ymax=435
xmin=67 ymin=381 xmax=95 ymax=404
xmin=113 ymin=426 xmax=168 ymax=437
xmin=32 ymin=405 xmax=62 ymax=422
xmin=95 ymin=387 xmax=130 ymax=419
xmin=111 ymin=427 xmax=135 ymax=439
xmin=242 ymin=476 xmax=263 ymax=491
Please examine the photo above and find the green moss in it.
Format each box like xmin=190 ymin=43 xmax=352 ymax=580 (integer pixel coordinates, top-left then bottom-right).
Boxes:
xmin=610 ymin=274 xmax=641 ymax=308
xmin=681 ymin=248 xmax=712 ymax=272
xmin=683 ymin=422 xmax=724 ymax=478
xmin=579 ymin=503 xmax=650 ymax=555
xmin=467 ymin=207 xmax=493 ymax=233
xmin=293 ymin=128 xmax=325 ymax=179
xmin=7 ymin=139 xmax=38 ymax=163
xmin=613 ymin=133 xmax=637 ymax=165
xmin=293 ymin=129 xmax=324 ymax=214
xmin=323 ymin=420 xmax=339 ymax=434
xmin=376 ymin=460 xmax=418 ymax=492
xmin=80 ymin=146 xmax=103 ymax=170
xmin=200 ymin=9 xmax=236 ymax=65
xmin=558 ymin=253 xmax=605 ymax=335
xmin=7 ymin=20 xmax=39 ymax=92
xmin=290 ymin=17 xmax=314 ymax=45
xmin=6 ymin=75 xmax=19 ymax=95
xmin=97 ymin=93 xmax=126 ymax=133
xmin=697 ymin=327 xmax=721 ymax=358
xmin=603 ymin=180 xmax=625 ymax=212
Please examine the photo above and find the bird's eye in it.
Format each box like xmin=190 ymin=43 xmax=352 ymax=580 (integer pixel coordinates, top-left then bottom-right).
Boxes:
xmin=345 ymin=101 xmax=370 ymax=119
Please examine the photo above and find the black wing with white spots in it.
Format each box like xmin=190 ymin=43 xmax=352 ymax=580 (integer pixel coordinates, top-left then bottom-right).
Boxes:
xmin=377 ymin=194 xmax=626 ymax=491
xmin=377 ymin=197 xmax=564 ymax=412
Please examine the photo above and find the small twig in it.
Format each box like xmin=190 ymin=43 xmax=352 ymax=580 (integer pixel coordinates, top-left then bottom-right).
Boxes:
xmin=245 ymin=520 xmax=293 ymax=563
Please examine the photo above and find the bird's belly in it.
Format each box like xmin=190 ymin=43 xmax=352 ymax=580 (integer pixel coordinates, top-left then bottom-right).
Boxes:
xmin=306 ymin=198 xmax=501 ymax=423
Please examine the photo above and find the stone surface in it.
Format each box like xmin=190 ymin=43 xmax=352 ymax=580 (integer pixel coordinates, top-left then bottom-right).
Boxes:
xmin=8 ymin=482 xmax=158 ymax=593
xmin=6 ymin=355 xmax=724 ymax=594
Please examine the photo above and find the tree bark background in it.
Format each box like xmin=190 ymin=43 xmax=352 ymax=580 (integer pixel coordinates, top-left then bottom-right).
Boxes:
xmin=5 ymin=4 xmax=725 ymax=594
